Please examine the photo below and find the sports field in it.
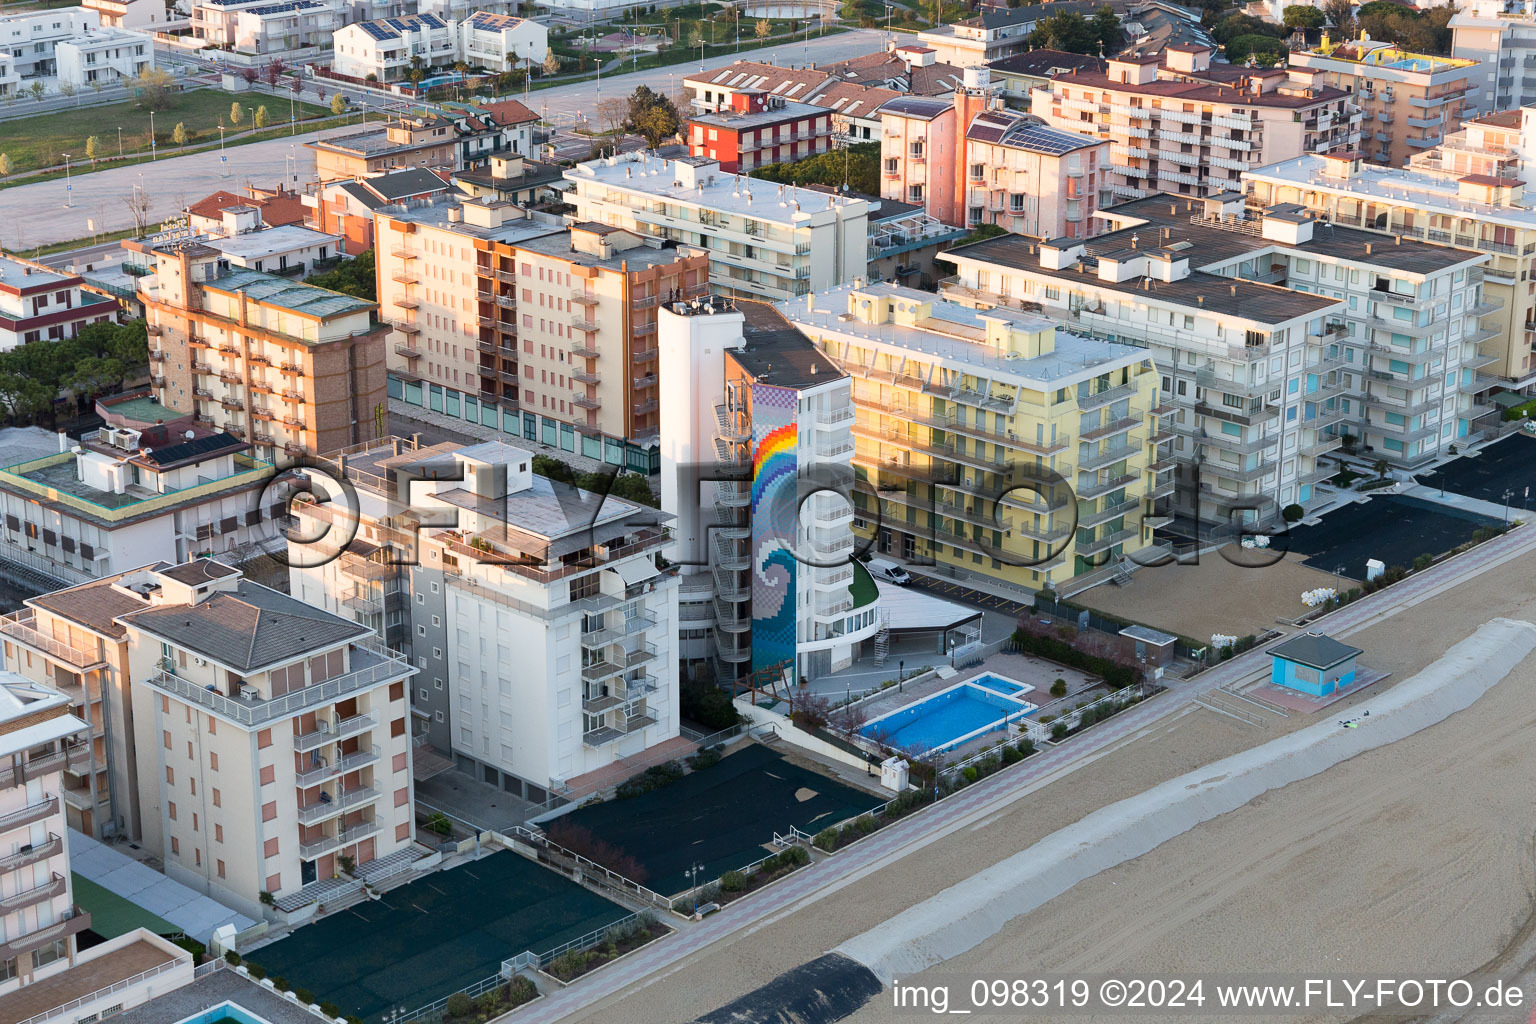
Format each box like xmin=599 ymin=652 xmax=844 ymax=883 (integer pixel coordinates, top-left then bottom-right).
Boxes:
xmin=250 ymin=852 xmax=627 ymax=1022
xmin=553 ymin=744 xmax=885 ymax=895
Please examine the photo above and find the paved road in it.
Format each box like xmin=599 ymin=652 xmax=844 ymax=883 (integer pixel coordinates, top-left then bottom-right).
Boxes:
xmin=0 ymin=29 xmax=885 ymax=248
xmin=510 ymin=518 xmax=1536 ymax=1023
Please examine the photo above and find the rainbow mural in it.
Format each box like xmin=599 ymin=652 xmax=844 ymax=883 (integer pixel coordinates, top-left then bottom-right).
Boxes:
xmin=750 ymin=386 xmax=799 ymax=676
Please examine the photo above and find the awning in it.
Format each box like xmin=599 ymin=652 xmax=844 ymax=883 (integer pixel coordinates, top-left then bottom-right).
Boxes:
xmin=612 ymin=558 xmax=660 ymax=587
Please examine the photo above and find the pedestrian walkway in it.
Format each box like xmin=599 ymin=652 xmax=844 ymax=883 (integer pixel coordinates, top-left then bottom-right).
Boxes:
xmin=1402 ymin=482 xmax=1522 ymax=523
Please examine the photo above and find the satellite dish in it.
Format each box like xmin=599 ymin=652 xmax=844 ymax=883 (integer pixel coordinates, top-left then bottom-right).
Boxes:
xmin=185 ymin=430 xmax=196 ymax=440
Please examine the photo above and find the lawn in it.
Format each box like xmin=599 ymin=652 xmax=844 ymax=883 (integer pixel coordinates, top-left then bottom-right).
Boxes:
xmin=0 ymin=89 xmax=330 ymax=173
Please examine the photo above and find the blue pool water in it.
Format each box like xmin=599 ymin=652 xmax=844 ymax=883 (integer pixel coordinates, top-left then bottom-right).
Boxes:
xmin=861 ymin=683 xmax=1035 ymax=754
xmin=418 ymin=72 xmax=473 ymax=89
xmin=172 ymin=1002 xmax=274 ymax=1024
xmin=970 ymin=674 xmax=1026 ymax=696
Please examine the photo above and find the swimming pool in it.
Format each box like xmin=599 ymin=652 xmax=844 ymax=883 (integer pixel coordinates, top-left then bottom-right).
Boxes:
xmin=860 ymin=679 xmax=1037 ymax=754
xmin=417 ymin=71 xmax=473 ymax=89
xmin=172 ymin=1002 xmax=275 ymax=1024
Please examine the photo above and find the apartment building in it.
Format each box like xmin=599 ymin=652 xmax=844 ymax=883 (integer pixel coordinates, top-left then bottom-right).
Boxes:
xmin=0 ymin=391 xmax=278 ymax=589
xmin=288 ymin=439 xmax=681 ymax=801
xmin=83 ymin=0 xmax=173 ymax=30
xmin=0 ymin=673 xmax=90 ymax=997
xmin=330 ymin=12 xmax=547 ymax=81
xmin=879 ymin=95 xmax=964 ymax=225
xmin=309 ymin=113 xmax=515 ymax=181
xmin=1 ymin=564 xmax=160 ymax=847
xmin=311 ymin=168 xmax=455 ymax=255
xmin=940 ymin=193 xmax=1490 ymax=522
xmin=1452 ymin=0 xmax=1536 ymax=113
xmin=1247 ymin=141 xmax=1536 ymax=389
xmin=564 ymin=154 xmax=871 ymax=303
xmin=53 ymin=26 xmax=153 ymax=90
xmin=961 ymin=108 xmax=1110 ymax=237
xmin=782 ymin=281 xmax=1166 ymax=594
xmin=0 ymin=7 xmax=100 ymax=82
xmin=0 ymin=256 xmax=120 ymax=354
xmin=139 ymin=246 xmax=389 ymax=465
xmin=231 ymin=0 xmax=343 ymax=55
xmin=986 ymin=49 xmax=1107 ymax=110
xmin=100 ymin=561 xmax=417 ymax=915
xmin=688 ymin=94 xmax=833 ymax=174
xmin=1030 ymin=48 xmax=1360 ymax=201
xmin=1289 ymin=38 xmax=1478 ymax=167
xmin=456 ymin=12 xmax=547 ymax=72
xmin=684 ymin=61 xmax=836 ymax=113
xmin=660 ymin=298 xmax=881 ymax=679
xmin=916 ymin=1 xmax=1098 ymax=67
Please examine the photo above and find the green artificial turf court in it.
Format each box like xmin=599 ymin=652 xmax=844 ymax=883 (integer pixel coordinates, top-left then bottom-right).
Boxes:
xmin=552 ymin=743 xmax=885 ymax=896
xmin=250 ymin=851 xmax=627 ymax=1021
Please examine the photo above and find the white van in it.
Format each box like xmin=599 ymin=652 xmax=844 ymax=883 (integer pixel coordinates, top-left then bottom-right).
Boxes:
xmin=866 ymin=558 xmax=912 ymax=586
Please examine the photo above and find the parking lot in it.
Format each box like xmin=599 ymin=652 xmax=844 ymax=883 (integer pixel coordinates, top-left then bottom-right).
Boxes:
xmin=1416 ymin=434 xmax=1536 ymax=506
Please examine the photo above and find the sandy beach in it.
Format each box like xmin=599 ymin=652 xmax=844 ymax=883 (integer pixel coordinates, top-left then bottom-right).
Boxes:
xmin=555 ymin=539 xmax=1536 ymax=1024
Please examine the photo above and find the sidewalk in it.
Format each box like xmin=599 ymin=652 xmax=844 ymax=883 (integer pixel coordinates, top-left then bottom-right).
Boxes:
xmin=1401 ymin=482 xmax=1523 ymax=523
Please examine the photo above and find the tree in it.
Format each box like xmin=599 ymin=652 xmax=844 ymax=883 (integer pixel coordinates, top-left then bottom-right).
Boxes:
xmin=239 ymin=66 xmax=260 ymax=88
xmin=625 ymin=85 xmax=681 ymax=148
xmin=172 ymin=121 xmax=188 ymax=146
xmin=254 ymin=104 xmax=268 ymax=129
xmin=263 ymin=58 xmax=286 ymax=88
xmin=596 ymin=96 xmax=628 ymax=136
xmin=688 ymin=24 xmax=704 ymax=48
xmin=0 ymin=153 xmax=10 ymax=177
xmin=85 ymin=135 xmax=100 ymax=166
xmin=230 ymin=100 xmax=243 ymax=126
xmin=330 ymin=92 xmax=346 ymax=115
xmin=1028 ymin=11 xmax=1101 ymax=54
xmin=755 ymin=16 xmax=771 ymax=39
xmin=407 ymin=54 xmax=426 ymax=87
xmin=1212 ymin=12 xmax=1286 ymax=45
xmin=543 ymin=50 xmax=561 ymax=76
xmin=28 ymin=81 xmax=45 ymax=102
xmin=750 ymin=141 xmax=880 ymax=194
xmin=1284 ymin=5 xmax=1324 ymax=29
xmin=1225 ymin=33 xmax=1288 ymax=63
xmin=1090 ymin=4 xmax=1123 ymax=54
xmin=58 ymin=82 xmax=75 ymax=100
xmin=305 ymin=249 xmax=375 ymax=300
xmin=123 ymin=186 xmax=151 ymax=236
xmin=65 ymin=356 xmax=128 ymax=399
xmin=133 ymin=66 xmax=174 ymax=110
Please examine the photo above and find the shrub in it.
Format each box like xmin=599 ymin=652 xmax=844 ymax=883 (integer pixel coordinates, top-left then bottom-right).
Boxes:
xmin=509 ymin=975 xmax=539 ymax=1005
xmin=259 ymin=890 xmax=276 ymax=906
xmin=1016 ymin=738 xmax=1036 ymax=758
xmin=1282 ymin=503 xmax=1305 ymax=522
xmin=1412 ymin=553 xmax=1433 ymax=572
xmin=720 ymin=869 xmax=747 ymax=892
xmin=223 ymin=950 xmax=241 ymax=966
xmin=296 ymin=988 xmax=314 ymax=1005
xmin=1050 ymin=722 xmax=1069 ymax=740
xmin=689 ymin=747 xmax=722 ymax=771
xmin=271 ymin=976 xmax=288 ymax=992
xmin=961 ymin=765 xmax=979 ymax=783
xmin=426 ymin=812 xmax=453 ymax=836
xmin=247 ymin=964 xmax=266 ymax=980
xmin=814 ymin=827 xmax=839 ymax=851
xmin=1049 ymin=679 xmax=1067 ymax=698
xmin=320 ymin=1003 xmax=340 ymax=1018
xmin=446 ymin=992 xmax=474 ymax=1017
xmin=544 ymin=821 xmax=649 ymax=882
xmin=172 ymin=936 xmax=206 ymax=964
xmin=1001 ymin=745 xmax=1023 ymax=765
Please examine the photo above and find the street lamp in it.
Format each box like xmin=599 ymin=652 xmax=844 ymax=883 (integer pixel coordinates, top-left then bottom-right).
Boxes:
xmin=61 ymin=154 xmax=72 ymax=208
xmin=898 ymin=659 xmax=904 ymax=691
xmin=218 ymin=124 xmax=227 ymax=177
xmin=1504 ymin=488 xmax=1515 ymax=524
xmin=685 ymin=861 xmax=707 ymax=913
xmin=117 ymin=126 xmax=123 ymax=160
xmin=149 ymin=110 xmax=157 ymax=161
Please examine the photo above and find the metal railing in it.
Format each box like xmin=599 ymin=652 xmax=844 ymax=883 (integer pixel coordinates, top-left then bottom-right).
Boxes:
xmin=0 ymin=611 xmax=105 ymax=669
xmin=295 ymin=745 xmax=380 ymax=788
xmin=143 ymin=639 xmax=412 ymax=727
xmin=17 ymin=952 xmax=188 ymax=1024
xmin=298 ymin=819 xmax=381 ymax=860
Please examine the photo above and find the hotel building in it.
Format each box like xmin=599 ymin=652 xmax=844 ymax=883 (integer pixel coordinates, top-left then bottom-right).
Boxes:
xmin=783 ymin=282 xmax=1169 ymax=595
xmin=0 ymin=256 xmax=120 ymax=354
xmin=563 ymin=154 xmax=871 ymax=303
xmin=288 ymin=439 xmax=683 ymax=802
xmin=139 ymin=247 xmax=389 ymax=465
xmin=938 ymin=193 xmax=1489 ymax=528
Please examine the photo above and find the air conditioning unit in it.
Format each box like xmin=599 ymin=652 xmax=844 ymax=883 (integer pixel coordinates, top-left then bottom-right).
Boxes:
xmin=192 ymin=656 xmax=206 ymax=667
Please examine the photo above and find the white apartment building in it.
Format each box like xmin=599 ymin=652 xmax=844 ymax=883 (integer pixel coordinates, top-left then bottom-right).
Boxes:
xmin=331 ymin=13 xmax=454 ymax=81
xmin=940 ymin=192 xmax=1490 ymax=524
xmin=1452 ymin=0 xmax=1536 ymax=113
xmin=564 ymin=154 xmax=871 ymax=303
xmin=1030 ymin=49 xmax=1361 ymax=201
xmin=232 ymin=0 xmax=343 ymax=55
xmin=457 ymin=12 xmax=547 ymax=72
xmin=54 ymin=26 xmax=153 ymax=89
xmin=289 ymin=439 xmax=682 ymax=802
xmin=84 ymin=0 xmax=174 ymax=31
xmin=659 ymin=298 xmax=882 ymax=680
xmin=0 ymin=391 xmax=279 ymax=590
xmin=1247 ymin=141 xmax=1536 ymax=390
xmin=0 ymin=672 xmax=90 ymax=997
xmin=113 ymin=560 xmax=415 ymax=916
xmin=0 ymin=256 xmax=120 ymax=354
xmin=0 ymin=7 xmax=100 ymax=82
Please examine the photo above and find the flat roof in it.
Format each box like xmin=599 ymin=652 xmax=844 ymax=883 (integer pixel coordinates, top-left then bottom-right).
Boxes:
xmin=785 ymin=281 xmax=1152 ymax=385
xmin=378 ymin=196 xmax=564 ymax=244
xmin=1247 ymin=154 xmax=1536 ymax=230
xmin=202 ymin=267 xmax=374 ymax=320
xmin=691 ymin=99 xmax=825 ymax=130
xmin=206 ymin=224 xmax=339 ymax=262
xmin=1045 ymin=69 xmax=1347 ymax=109
xmin=729 ymin=299 xmax=845 ymax=389
xmin=513 ymin=230 xmax=699 ymax=272
xmin=565 ymin=154 xmax=872 ymax=226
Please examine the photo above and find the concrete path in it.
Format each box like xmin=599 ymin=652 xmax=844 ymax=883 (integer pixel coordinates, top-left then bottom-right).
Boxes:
xmin=1403 ymin=481 xmax=1526 ymax=523
xmin=510 ymin=517 xmax=1536 ymax=1023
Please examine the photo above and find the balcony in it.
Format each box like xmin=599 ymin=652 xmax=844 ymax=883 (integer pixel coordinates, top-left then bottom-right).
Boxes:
xmin=298 ymin=819 xmax=382 ymax=861
xmin=294 ymin=712 xmax=376 ymax=753
xmin=0 ymin=832 xmax=60 ymax=872
xmin=390 ymin=272 xmax=419 ymax=285
xmin=1079 ymin=416 xmax=1139 ymax=443
xmin=1076 ymin=472 xmax=1139 ymax=500
xmin=572 ymin=395 xmax=602 ymax=410
xmin=1078 ymin=441 xmax=1141 ymax=472
xmin=570 ymin=317 xmax=599 ymax=333
xmin=0 ymin=610 xmax=105 ymax=670
xmin=571 ymin=290 xmax=599 ymax=306
xmin=633 ymin=347 xmax=659 ymax=364
xmin=570 ymin=340 xmax=600 ymax=359
xmin=1076 ymin=526 xmax=1139 ymax=557
xmin=0 ymin=906 xmax=89 ymax=962
xmin=296 ymin=786 xmax=381 ymax=826
xmin=1078 ymin=496 xmax=1141 ymax=530
xmin=572 ymin=370 xmax=601 ymax=385
xmin=0 ymin=795 xmax=59 ymax=834
xmin=295 ymin=745 xmax=380 ymax=788
xmin=395 ymin=343 xmax=421 ymax=359
xmin=1077 ymin=380 xmax=1139 ymax=411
